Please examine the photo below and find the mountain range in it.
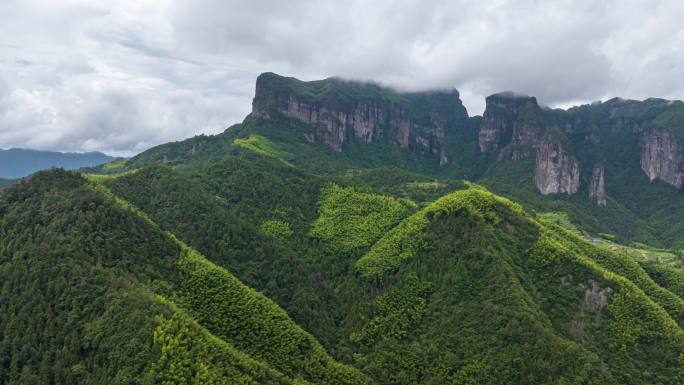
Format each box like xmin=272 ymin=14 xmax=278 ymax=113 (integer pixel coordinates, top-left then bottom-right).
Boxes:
xmin=0 ymin=148 xmax=116 ymax=179
xmin=1 ymin=72 xmax=683 ymax=384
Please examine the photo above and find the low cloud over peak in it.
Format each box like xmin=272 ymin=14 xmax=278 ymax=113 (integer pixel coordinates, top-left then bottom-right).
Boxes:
xmin=1 ymin=0 xmax=683 ymax=155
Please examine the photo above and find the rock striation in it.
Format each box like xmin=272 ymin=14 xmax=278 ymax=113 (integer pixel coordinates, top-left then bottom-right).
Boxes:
xmin=588 ymin=164 xmax=607 ymax=205
xmin=534 ymin=137 xmax=580 ymax=195
xmin=251 ymin=73 xmax=467 ymax=165
xmin=247 ymin=72 xmax=684 ymax=199
xmin=479 ymin=92 xmax=581 ymax=195
xmin=640 ymin=128 xmax=684 ymax=189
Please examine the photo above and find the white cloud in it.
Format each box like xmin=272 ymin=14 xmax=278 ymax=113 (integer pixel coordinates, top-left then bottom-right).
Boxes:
xmin=1 ymin=0 xmax=683 ymax=155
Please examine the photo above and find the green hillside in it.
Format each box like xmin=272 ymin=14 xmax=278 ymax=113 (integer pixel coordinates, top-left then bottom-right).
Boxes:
xmin=0 ymin=170 xmax=370 ymax=384
xmin=94 ymin=139 xmax=684 ymax=383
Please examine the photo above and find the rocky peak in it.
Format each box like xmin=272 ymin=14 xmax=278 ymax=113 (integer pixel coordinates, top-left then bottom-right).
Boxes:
xmin=588 ymin=164 xmax=607 ymax=206
xmin=534 ymin=130 xmax=580 ymax=195
xmin=251 ymin=72 xmax=467 ymax=164
xmin=640 ymin=128 xmax=684 ymax=189
xmin=478 ymin=92 xmax=545 ymax=156
xmin=478 ymin=93 xmax=582 ymax=195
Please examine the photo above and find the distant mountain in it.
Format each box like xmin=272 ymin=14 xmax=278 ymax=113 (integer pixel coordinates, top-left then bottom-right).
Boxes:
xmin=0 ymin=148 xmax=117 ymax=178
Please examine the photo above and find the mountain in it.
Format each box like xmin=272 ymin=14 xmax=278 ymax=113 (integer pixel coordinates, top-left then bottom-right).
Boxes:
xmin=110 ymin=73 xmax=684 ymax=249
xmin=120 ymin=73 xmax=488 ymax=178
xmin=478 ymin=95 xmax=684 ymax=248
xmin=0 ymin=170 xmax=370 ymax=384
xmin=0 ymin=148 xmax=117 ymax=178
xmin=2 ymin=72 xmax=684 ymax=384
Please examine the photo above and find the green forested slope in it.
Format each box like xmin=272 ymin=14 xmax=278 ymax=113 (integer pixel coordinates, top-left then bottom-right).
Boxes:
xmin=343 ymin=186 xmax=683 ymax=384
xmin=94 ymin=136 xmax=684 ymax=384
xmin=0 ymin=170 xmax=370 ymax=385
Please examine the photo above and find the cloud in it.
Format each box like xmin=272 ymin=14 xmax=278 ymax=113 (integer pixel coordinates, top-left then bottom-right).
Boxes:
xmin=1 ymin=0 xmax=683 ymax=154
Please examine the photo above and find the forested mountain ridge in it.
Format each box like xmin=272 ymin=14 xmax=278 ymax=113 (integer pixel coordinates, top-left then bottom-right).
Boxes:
xmin=0 ymin=170 xmax=370 ymax=384
xmin=2 ymin=72 xmax=684 ymax=384
xmin=96 ymin=158 xmax=684 ymax=384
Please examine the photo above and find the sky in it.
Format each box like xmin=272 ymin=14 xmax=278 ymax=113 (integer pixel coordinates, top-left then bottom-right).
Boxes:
xmin=1 ymin=0 xmax=683 ymax=156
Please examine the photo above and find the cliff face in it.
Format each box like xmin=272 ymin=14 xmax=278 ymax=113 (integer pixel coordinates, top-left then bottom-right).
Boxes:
xmin=479 ymin=93 xmax=581 ymax=195
xmin=478 ymin=92 xmax=545 ymax=158
xmin=640 ymin=128 xmax=684 ymax=189
xmin=251 ymin=73 xmax=466 ymax=165
xmin=266 ymin=95 xmax=381 ymax=151
xmin=534 ymin=138 xmax=580 ymax=195
xmin=588 ymin=164 xmax=607 ymax=205
xmin=247 ymin=73 xmax=684 ymax=200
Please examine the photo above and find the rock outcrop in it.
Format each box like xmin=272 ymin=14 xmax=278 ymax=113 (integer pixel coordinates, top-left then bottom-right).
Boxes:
xmin=640 ymin=128 xmax=684 ymax=189
xmin=478 ymin=92 xmax=545 ymax=157
xmin=534 ymin=137 xmax=580 ymax=195
xmin=588 ymin=164 xmax=607 ymax=206
xmin=266 ymin=95 xmax=381 ymax=151
xmin=479 ymin=92 xmax=581 ymax=195
xmin=251 ymin=73 xmax=466 ymax=165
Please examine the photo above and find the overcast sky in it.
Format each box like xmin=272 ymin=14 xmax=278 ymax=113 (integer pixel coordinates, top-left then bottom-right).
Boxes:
xmin=1 ymin=0 xmax=683 ymax=156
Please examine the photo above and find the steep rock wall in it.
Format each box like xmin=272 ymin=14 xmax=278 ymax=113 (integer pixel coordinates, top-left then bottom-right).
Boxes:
xmin=478 ymin=92 xmax=544 ymax=156
xmin=640 ymin=128 xmax=684 ymax=189
xmin=251 ymin=73 xmax=463 ymax=165
xmin=534 ymin=139 xmax=580 ymax=195
xmin=588 ymin=164 xmax=607 ymax=206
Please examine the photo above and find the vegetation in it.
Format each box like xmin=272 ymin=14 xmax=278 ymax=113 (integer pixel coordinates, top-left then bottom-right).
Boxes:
xmin=234 ymin=134 xmax=295 ymax=167
xmin=653 ymin=101 xmax=684 ymax=142
xmin=3 ymin=74 xmax=684 ymax=384
xmin=75 ymin=128 xmax=684 ymax=384
xmin=261 ymin=220 xmax=295 ymax=240
xmin=351 ymin=185 xmax=683 ymax=384
xmin=178 ymin=245 xmax=371 ymax=384
xmin=356 ymin=186 xmax=524 ymax=279
xmin=102 ymin=158 xmax=128 ymax=171
xmin=310 ymin=184 xmax=417 ymax=253
xmin=0 ymin=170 xmax=368 ymax=384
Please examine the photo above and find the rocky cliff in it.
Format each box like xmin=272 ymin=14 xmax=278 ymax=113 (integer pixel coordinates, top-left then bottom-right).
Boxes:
xmin=478 ymin=93 xmax=581 ymax=195
xmin=478 ymin=92 xmax=545 ymax=158
xmin=534 ymin=136 xmax=580 ymax=195
xmin=251 ymin=73 xmax=467 ymax=165
xmin=247 ymin=73 xmax=684 ymax=199
xmin=640 ymin=128 xmax=684 ymax=189
xmin=588 ymin=164 xmax=607 ymax=205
